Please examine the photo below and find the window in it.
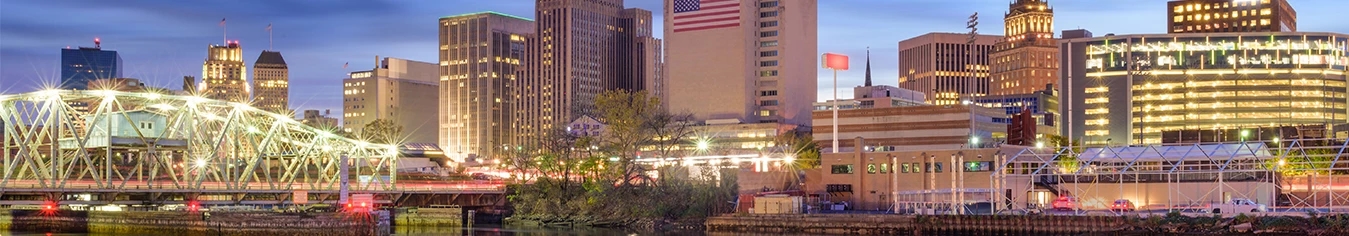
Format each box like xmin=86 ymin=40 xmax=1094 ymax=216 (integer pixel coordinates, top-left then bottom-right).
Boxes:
xmin=866 ymin=164 xmax=877 ymax=174
xmin=759 ymin=100 xmax=778 ymax=106
xmin=901 ymin=163 xmax=911 ymax=173
xmin=759 ymin=90 xmax=778 ymax=96
xmin=760 ymin=60 xmax=778 ymax=67
xmin=935 ymin=162 xmax=943 ymax=173
xmin=760 ymin=50 xmax=778 ymax=57
xmin=139 ymin=122 xmax=153 ymax=129
xmin=880 ymin=164 xmax=890 ymax=173
xmin=759 ymin=11 xmax=778 ymax=18
xmin=965 ymin=161 xmax=992 ymax=172
xmin=759 ymin=1 xmax=778 ymax=8
xmin=830 ymin=164 xmax=854 ymax=174
xmin=760 ymin=21 xmax=778 ymax=28
xmin=759 ymin=31 xmax=778 ymax=37
xmin=758 ymin=70 xmax=778 ymax=77
xmin=759 ymin=40 xmax=778 ymax=47
xmin=825 ymin=184 xmax=852 ymax=193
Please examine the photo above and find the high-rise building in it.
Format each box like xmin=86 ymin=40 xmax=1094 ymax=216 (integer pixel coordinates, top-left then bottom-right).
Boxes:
xmin=989 ymin=0 xmax=1058 ymax=96
xmin=200 ymin=42 xmax=249 ymax=103
xmin=60 ymin=39 xmax=122 ymax=90
xmin=664 ymin=0 xmax=818 ymax=125
xmin=343 ymin=57 xmax=441 ymax=144
xmin=182 ymin=76 xmax=197 ymax=94
xmin=513 ymin=0 xmax=663 ymax=148
xmin=897 ymin=33 xmax=999 ymax=105
xmin=252 ymin=50 xmax=289 ymax=114
xmin=438 ymin=12 xmax=534 ymax=159
xmin=1167 ymin=0 xmax=1296 ymax=33
xmin=1060 ymin=31 xmax=1348 ymax=145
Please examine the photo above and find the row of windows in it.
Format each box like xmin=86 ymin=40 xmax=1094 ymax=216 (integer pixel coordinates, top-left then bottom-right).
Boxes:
xmin=759 ymin=11 xmax=778 ymax=18
xmin=759 ymin=100 xmax=778 ymax=106
xmin=760 ymin=51 xmax=778 ymax=57
xmin=759 ymin=31 xmax=778 ymax=37
xmin=1173 ymin=8 xmax=1271 ymax=23
xmin=760 ymin=21 xmax=777 ymax=28
xmin=1173 ymin=0 xmax=1271 ymax=13
xmin=759 ymin=70 xmax=778 ymax=77
xmin=760 ymin=41 xmax=778 ymax=47
xmin=760 ymin=61 xmax=778 ymax=67
xmin=759 ymin=1 xmax=778 ymax=8
xmin=759 ymin=90 xmax=778 ymax=96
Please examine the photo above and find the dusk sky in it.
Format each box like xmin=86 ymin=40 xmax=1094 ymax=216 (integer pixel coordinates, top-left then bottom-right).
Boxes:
xmin=3 ymin=0 xmax=1347 ymax=118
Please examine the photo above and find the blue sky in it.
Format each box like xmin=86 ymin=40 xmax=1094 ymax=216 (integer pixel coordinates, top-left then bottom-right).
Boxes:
xmin=3 ymin=0 xmax=1347 ymax=116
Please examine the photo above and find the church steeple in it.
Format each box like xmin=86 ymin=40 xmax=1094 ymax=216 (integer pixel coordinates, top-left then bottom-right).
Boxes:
xmin=864 ymin=47 xmax=872 ymax=87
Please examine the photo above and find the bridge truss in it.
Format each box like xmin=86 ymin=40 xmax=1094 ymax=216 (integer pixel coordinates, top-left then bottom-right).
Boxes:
xmin=1 ymin=90 xmax=398 ymax=194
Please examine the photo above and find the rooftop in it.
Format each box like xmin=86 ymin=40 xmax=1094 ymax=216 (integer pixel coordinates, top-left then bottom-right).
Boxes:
xmin=440 ymin=11 xmax=533 ymax=21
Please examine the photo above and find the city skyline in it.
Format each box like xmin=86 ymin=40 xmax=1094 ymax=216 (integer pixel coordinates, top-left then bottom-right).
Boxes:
xmin=3 ymin=0 xmax=1348 ymax=117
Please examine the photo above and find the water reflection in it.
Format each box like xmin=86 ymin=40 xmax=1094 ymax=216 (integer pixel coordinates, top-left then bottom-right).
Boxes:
xmin=13 ymin=225 xmax=829 ymax=236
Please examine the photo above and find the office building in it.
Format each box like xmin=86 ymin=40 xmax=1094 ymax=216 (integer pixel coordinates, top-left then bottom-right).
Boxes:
xmin=301 ymin=110 xmax=338 ymax=129
xmin=200 ymin=42 xmax=249 ymax=103
xmin=1167 ymin=0 xmax=1296 ymax=33
xmin=514 ymin=0 xmax=663 ymax=148
xmin=60 ymin=39 xmax=122 ymax=90
xmin=664 ymin=0 xmax=818 ymax=125
xmin=812 ymin=104 xmax=1003 ymax=153
xmin=343 ymin=57 xmax=440 ymax=144
xmin=252 ymin=51 xmax=289 ymax=114
xmin=438 ymin=12 xmax=534 ymax=160
xmin=989 ymin=0 xmax=1058 ymax=96
xmin=1060 ymin=31 xmax=1348 ymax=145
xmin=898 ymin=33 xmax=999 ymax=105
xmin=970 ymin=85 xmax=1059 ymax=137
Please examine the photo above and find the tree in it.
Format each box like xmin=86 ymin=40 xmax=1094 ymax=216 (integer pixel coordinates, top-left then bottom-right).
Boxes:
xmin=1045 ymin=134 xmax=1083 ymax=173
xmin=593 ymin=89 xmax=662 ymax=186
xmin=777 ymin=129 xmax=821 ymax=169
xmin=360 ymin=119 xmax=403 ymax=144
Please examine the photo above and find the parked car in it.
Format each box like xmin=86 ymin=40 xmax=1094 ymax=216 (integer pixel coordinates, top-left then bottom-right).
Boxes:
xmin=1110 ymin=199 xmax=1136 ymax=212
xmin=1051 ymin=196 xmax=1078 ymax=210
xmin=1209 ymin=198 xmax=1268 ymax=213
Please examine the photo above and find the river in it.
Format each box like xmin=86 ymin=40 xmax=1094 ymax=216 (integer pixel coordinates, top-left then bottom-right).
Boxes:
xmin=10 ymin=225 xmax=787 ymax=236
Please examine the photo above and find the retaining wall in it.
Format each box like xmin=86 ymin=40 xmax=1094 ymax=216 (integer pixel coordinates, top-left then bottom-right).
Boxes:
xmin=5 ymin=210 xmax=389 ymax=235
xmin=706 ymin=214 xmax=1130 ymax=235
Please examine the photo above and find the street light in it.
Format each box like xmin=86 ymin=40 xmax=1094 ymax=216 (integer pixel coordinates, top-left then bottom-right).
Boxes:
xmin=1036 ymin=141 xmax=1045 ymax=149
xmin=194 ymin=159 xmax=207 ymax=168
xmin=696 ymin=139 xmax=710 ymax=151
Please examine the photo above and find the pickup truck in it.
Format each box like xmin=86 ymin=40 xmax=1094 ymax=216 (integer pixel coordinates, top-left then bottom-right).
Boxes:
xmin=1209 ymin=198 xmax=1268 ymax=214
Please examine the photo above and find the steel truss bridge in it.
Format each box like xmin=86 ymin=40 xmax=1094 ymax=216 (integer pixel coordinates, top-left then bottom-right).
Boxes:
xmin=1 ymin=90 xmax=503 ymax=208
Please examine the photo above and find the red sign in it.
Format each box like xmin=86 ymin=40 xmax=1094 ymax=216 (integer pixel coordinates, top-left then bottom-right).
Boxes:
xmin=822 ymin=53 xmax=849 ymax=70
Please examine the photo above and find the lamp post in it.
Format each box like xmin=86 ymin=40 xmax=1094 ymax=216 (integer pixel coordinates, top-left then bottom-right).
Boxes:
xmin=822 ymin=53 xmax=850 ymax=153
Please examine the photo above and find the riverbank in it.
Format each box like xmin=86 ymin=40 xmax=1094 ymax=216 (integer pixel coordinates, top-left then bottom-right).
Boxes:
xmin=705 ymin=213 xmax=1349 ymax=235
xmin=4 ymin=209 xmax=389 ymax=235
xmin=504 ymin=214 xmax=706 ymax=232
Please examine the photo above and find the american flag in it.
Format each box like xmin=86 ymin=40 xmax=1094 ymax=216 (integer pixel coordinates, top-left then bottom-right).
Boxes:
xmin=672 ymin=0 xmax=740 ymax=33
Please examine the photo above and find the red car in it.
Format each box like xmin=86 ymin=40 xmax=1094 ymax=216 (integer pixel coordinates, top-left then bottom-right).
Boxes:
xmin=1051 ymin=196 xmax=1078 ymax=210
xmin=1110 ymin=199 xmax=1136 ymax=212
